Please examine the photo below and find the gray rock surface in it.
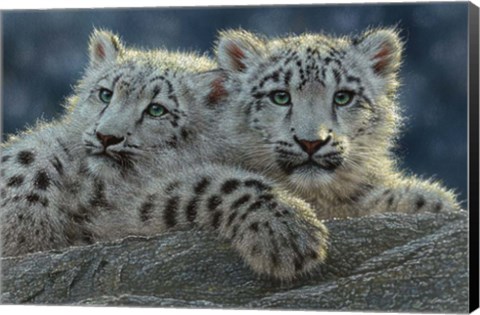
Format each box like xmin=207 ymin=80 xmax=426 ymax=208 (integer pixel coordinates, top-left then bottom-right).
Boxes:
xmin=0 ymin=211 xmax=469 ymax=312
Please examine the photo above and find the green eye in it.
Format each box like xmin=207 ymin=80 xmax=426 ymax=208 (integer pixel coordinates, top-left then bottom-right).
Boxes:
xmin=333 ymin=91 xmax=354 ymax=106
xmin=146 ymin=103 xmax=168 ymax=117
xmin=270 ymin=91 xmax=291 ymax=106
xmin=99 ymin=88 xmax=113 ymax=104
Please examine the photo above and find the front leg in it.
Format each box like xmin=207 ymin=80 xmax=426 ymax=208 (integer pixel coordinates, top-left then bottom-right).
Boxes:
xmin=361 ymin=177 xmax=462 ymax=215
xmin=114 ymin=164 xmax=329 ymax=280
xmin=1 ymin=146 xmax=87 ymax=256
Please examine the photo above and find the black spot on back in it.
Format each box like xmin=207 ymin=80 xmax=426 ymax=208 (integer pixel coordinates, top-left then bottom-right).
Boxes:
xmin=185 ymin=198 xmax=198 ymax=223
xmin=221 ymin=179 xmax=241 ymax=194
xmin=139 ymin=200 xmax=154 ymax=222
xmin=230 ymin=225 xmax=239 ymax=240
xmin=164 ymin=196 xmax=179 ymax=228
xmin=26 ymin=193 xmax=40 ymax=205
xmin=212 ymin=211 xmax=222 ymax=230
xmin=165 ymin=181 xmax=180 ymax=194
xmin=258 ymin=194 xmax=274 ymax=202
xmin=41 ymin=197 xmax=49 ymax=207
xmin=17 ymin=151 xmax=35 ymax=165
xmin=244 ymin=179 xmax=270 ymax=191
xmin=249 ymin=222 xmax=259 ymax=232
xmin=240 ymin=212 xmax=249 ymax=221
xmin=34 ymin=170 xmax=50 ymax=190
xmin=7 ymin=175 xmax=24 ymax=187
xmin=416 ymin=196 xmax=426 ymax=210
xmin=2 ymin=155 xmax=10 ymax=162
xmin=194 ymin=177 xmax=210 ymax=195
xmin=208 ymin=195 xmax=222 ymax=211
xmin=50 ymin=156 xmax=64 ymax=175
xmin=247 ymin=200 xmax=264 ymax=212
xmin=231 ymin=194 xmax=251 ymax=210
xmin=226 ymin=211 xmax=238 ymax=227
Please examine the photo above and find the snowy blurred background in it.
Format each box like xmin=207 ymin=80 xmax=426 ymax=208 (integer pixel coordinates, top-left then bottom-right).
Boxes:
xmin=2 ymin=3 xmax=468 ymax=207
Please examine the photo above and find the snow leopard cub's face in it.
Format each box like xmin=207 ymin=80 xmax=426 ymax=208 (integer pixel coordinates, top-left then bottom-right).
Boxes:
xmin=216 ymin=28 xmax=403 ymax=190
xmin=71 ymin=30 xmax=215 ymax=178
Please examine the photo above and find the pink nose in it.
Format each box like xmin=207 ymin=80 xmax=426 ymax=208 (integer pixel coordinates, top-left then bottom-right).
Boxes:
xmin=96 ymin=132 xmax=124 ymax=148
xmin=294 ymin=136 xmax=331 ymax=155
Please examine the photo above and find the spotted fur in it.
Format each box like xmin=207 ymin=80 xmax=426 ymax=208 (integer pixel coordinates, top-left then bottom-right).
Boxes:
xmin=212 ymin=28 xmax=462 ymax=219
xmin=0 ymin=30 xmax=327 ymax=280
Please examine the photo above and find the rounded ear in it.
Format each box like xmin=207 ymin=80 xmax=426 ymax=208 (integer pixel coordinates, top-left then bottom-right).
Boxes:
xmin=215 ymin=29 xmax=265 ymax=72
xmin=354 ymin=28 xmax=403 ymax=77
xmin=88 ymin=29 xmax=124 ymax=68
xmin=184 ymin=70 xmax=229 ymax=106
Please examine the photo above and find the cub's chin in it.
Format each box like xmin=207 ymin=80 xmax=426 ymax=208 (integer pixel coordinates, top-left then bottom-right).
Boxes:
xmin=287 ymin=166 xmax=337 ymax=191
xmin=85 ymin=154 xmax=128 ymax=180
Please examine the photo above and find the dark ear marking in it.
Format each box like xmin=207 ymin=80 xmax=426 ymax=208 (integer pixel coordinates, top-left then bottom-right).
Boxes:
xmin=373 ymin=43 xmax=394 ymax=75
xmin=217 ymin=30 xmax=264 ymax=72
xmin=355 ymin=28 xmax=403 ymax=77
xmin=89 ymin=29 xmax=124 ymax=67
xmin=227 ymin=43 xmax=246 ymax=71
xmin=94 ymin=42 xmax=106 ymax=60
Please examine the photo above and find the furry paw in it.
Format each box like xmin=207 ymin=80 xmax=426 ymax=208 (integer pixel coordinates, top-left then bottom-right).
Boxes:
xmin=227 ymin=195 xmax=328 ymax=280
xmin=364 ymin=179 xmax=462 ymax=215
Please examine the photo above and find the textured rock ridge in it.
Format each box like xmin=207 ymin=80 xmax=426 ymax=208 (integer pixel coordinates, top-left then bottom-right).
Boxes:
xmin=1 ymin=211 xmax=468 ymax=312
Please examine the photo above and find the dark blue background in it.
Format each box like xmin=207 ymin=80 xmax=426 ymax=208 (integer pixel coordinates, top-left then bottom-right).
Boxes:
xmin=2 ymin=3 xmax=468 ymax=207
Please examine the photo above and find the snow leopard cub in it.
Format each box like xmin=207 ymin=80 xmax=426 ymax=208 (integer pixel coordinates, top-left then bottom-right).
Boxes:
xmin=0 ymin=30 xmax=327 ymax=280
xmin=210 ymin=28 xmax=461 ymax=219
